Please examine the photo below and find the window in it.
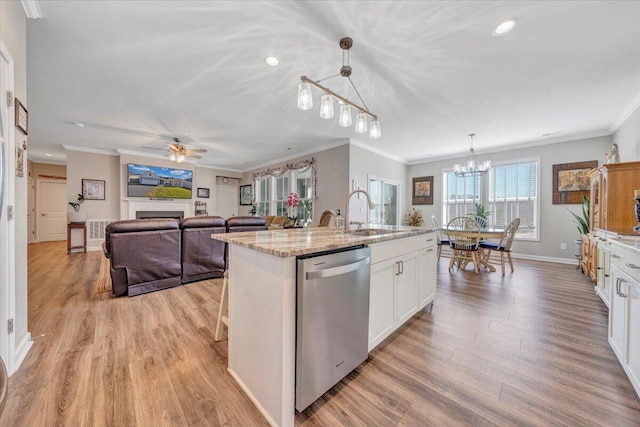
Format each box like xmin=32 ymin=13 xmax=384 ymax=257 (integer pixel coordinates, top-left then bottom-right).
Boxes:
xmin=369 ymin=177 xmax=399 ymax=226
xmin=442 ymin=158 xmax=539 ymax=240
xmin=254 ymin=169 xmax=313 ymax=221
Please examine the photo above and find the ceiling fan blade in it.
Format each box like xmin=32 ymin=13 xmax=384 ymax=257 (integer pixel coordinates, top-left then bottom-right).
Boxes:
xmin=168 ymin=144 xmax=180 ymax=151
xmin=187 ymin=148 xmax=207 ymax=153
xmin=188 ymin=154 xmax=202 ymax=159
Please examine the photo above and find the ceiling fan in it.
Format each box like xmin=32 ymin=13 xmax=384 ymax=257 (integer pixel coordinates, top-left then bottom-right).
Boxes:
xmin=167 ymin=137 xmax=207 ymax=162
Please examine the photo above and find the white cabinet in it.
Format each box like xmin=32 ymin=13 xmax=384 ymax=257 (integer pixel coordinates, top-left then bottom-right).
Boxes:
xmin=608 ymin=239 xmax=640 ymax=397
xmin=418 ymin=246 xmax=437 ymax=308
xmin=367 ymin=234 xmax=437 ymax=351
xmin=595 ymin=230 xmax=614 ymax=307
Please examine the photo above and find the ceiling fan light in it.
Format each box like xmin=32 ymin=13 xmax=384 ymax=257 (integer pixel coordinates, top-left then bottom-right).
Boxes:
xmin=369 ymin=120 xmax=381 ymax=139
xmin=338 ymin=104 xmax=352 ymax=127
xmin=355 ymin=113 xmax=368 ymax=133
xmin=297 ymin=82 xmax=313 ymax=110
xmin=169 ymin=152 xmax=176 ymax=161
xmin=320 ymin=94 xmax=334 ymax=119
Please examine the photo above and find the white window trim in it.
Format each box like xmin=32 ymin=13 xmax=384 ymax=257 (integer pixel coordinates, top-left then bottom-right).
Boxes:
xmin=368 ymin=174 xmax=401 ymax=226
xmin=254 ymin=170 xmax=314 ymax=218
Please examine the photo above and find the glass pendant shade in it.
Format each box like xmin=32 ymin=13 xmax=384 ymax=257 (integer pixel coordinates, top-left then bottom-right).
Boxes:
xmin=297 ymin=82 xmax=313 ymax=110
xmin=338 ymin=104 xmax=352 ymax=127
xmin=355 ymin=113 xmax=368 ymax=133
xmin=319 ymin=94 xmax=334 ymax=119
xmin=369 ymin=120 xmax=381 ymax=139
xmin=169 ymin=152 xmax=176 ymax=162
xmin=177 ymin=154 xmax=185 ymax=163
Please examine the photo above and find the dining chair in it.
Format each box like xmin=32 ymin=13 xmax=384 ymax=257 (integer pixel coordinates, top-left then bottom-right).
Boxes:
xmin=431 ymin=215 xmax=449 ymax=261
xmin=479 ymin=218 xmax=520 ymax=276
xmin=318 ymin=210 xmax=336 ymax=227
xmin=446 ymin=216 xmax=482 ymax=273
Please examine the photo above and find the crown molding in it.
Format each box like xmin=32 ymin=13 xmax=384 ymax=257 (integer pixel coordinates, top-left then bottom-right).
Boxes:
xmin=242 ymin=139 xmax=350 ymax=172
xmin=63 ymin=144 xmax=117 ymax=156
xmin=21 ymin=0 xmax=43 ymax=19
xmin=610 ymin=92 xmax=640 ymax=135
xmin=195 ymin=163 xmax=244 ymax=174
xmin=348 ymin=139 xmax=408 ymax=164
xmin=407 ymin=130 xmax=611 ymax=165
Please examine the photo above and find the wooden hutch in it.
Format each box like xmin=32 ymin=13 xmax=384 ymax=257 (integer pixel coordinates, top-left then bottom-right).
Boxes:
xmin=581 ymin=161 xmax=640 ymax=293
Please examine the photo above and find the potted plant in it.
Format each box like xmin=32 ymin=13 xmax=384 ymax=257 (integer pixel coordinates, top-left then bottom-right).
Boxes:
xmin=405 ymin=207 xmax=424 ymax=227
xmin=568 ymin=195 xmax=590 ymax=257
xmin=468 ymin=203 xmax=492 ymax=227
xmin=68 ymin=193 xmax=87 ymax=223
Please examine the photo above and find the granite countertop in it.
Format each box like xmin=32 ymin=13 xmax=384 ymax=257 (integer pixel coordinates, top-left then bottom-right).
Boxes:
xmin=213 ymin=226 xmax=436 ymax=257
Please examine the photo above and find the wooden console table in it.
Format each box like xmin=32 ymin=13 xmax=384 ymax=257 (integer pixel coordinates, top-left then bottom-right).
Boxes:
xmin=67 ymin=222 xmax=87 ymax=254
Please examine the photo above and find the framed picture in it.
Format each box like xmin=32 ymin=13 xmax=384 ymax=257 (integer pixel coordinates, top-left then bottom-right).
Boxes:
xmin=412 ymin=176 xmax=433 ymax=205
xmin=15 ymin=98 xmax=28 ymax=135
xmin=239 ymin=185 xmax=252 ymax=205
xmin=15 ymin=147 xmax=24 ymax=177
xmin=552 ymin=160 xmax=598 ymax=204
xmin=82 ymin=179 xmax=105 ymax=200
xmin=197 ymin=187 xmax=210 ymax=198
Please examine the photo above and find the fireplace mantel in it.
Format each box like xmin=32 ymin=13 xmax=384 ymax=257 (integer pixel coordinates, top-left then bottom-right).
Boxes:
xmin=124 ymin=198 xmax=193 ymax=220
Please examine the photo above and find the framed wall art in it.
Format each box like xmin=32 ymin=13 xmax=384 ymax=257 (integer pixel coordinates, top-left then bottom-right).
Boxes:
xmin=240 ymin=185 xmax=252 ymax=205
xmin=552 ymin=160 xmax=598 ymax=204
xmin=197 ymin=187 xmax=210 ymax=198
xmin=412 ymin=176 xmax=433 ymax=205
xmin=15 ymin=98 xmax=28 ymax=135
xmin=82 ymin=179 xmax=105 ymax=200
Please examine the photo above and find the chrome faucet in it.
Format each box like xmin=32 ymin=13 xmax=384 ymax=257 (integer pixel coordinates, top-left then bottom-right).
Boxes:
xmin=344 ymin=189 xmax=375 ymax=230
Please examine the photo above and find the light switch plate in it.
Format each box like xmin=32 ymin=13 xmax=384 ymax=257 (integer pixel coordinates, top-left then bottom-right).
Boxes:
xmin=7 ymin=205 xmax=14 ymax=220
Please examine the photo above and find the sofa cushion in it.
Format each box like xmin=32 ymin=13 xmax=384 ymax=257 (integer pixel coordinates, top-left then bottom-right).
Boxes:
xmin=226 ymin=216 xmax=268 ymax=232
xmin=105 ymin=219 xmax=179 ymax=254
xmin=181 ymin=216 xmax=225 ymax=229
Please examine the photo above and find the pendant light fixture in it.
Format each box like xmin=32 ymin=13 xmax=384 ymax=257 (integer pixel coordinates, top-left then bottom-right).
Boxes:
xmin=453 ymin=134 xmax=491 ymax=177
xmin=297 ymin=37 xmax=381 ymax=139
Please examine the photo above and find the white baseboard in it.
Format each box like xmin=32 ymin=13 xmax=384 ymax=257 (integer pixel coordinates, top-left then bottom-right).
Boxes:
xmin=228 ymin=367 xmax=279 ymax=427
xmin=441 ymin=251 xmax=577 ymax=265
xmin=12 ymin=332 xmax=33 ymax=375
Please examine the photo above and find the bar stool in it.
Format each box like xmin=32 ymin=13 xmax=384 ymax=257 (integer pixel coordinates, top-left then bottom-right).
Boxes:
xmin=214 ymin=270 xmax=229 ymax=341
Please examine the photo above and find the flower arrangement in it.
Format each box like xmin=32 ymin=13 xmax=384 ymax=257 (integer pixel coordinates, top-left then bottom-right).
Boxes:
xmin=286 ymin=192 xmax=299 ymax=208
xmin=68 ymin=193 xmax=85 ymax=212
xmin=405 ymin=207 xmax=424 ymax=227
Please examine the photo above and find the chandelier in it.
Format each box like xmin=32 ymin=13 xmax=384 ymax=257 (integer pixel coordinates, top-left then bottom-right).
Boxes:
xmin=297 ymin=37 xmax=381 ymax=139
xmin=453 ymin=134 xmax=491 ymax=177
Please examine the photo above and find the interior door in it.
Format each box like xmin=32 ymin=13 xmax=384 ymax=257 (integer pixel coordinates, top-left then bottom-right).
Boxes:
xmin=37 ymin=180 xmax=67 ymax=241
xmin=216 ymin=185 xmax=238 ymax=219
xmin=27 ymin=177 xmax=35 ymax=244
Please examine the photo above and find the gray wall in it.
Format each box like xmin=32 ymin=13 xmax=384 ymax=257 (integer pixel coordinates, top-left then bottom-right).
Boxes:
xmin=613 ymin=105 xmax=640 ymax=162
xmin=242 ymin=143 xmax=350 ymax=223
xmin=348 ymin=143 xmax=408 ymax=225
xmin=407 ymin=135 xmax=612 ymax=261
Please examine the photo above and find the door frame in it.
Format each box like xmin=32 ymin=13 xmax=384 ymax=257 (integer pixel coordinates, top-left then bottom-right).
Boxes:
xmin=367 ymin=175 xmax=401 ymax=226
xmin=36 ymin=178 xmax=67 ymax=242
xmin=0 ymin=40 xmax=17 ymax=373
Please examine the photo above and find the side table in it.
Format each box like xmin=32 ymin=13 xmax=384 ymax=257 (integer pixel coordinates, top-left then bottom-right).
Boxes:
xmin=67 ymin=222 xmax=87 ymax=254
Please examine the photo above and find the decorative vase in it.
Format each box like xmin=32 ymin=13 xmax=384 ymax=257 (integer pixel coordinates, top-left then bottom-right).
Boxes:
xmin=68 ymin=211 xmax=87 ymax=224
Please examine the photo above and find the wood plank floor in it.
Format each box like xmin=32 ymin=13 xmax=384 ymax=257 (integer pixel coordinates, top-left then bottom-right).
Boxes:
xmin=1 ymin=241 xmax=639 ymax=426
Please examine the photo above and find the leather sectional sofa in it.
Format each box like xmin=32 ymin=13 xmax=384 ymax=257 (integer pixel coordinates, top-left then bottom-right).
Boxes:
xmin=103 ymin=216 xmax=267 ymax=296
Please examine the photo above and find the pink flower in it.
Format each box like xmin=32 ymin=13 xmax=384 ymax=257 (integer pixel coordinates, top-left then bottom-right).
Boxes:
xmin=287 ymin=192 xmax=299 ymax=208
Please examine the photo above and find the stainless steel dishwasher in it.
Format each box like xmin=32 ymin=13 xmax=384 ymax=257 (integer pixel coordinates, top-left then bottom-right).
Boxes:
xmin=295 ymin=245 xmax=371 ymax=412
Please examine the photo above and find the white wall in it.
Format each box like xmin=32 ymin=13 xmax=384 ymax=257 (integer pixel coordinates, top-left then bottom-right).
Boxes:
xmin=1 ymin=0 xmax=30 ymax=374
xmin=613 ymin=104 xmax=640 ymax=162
xmin=408 ymin=135 xmax=612 ymax=261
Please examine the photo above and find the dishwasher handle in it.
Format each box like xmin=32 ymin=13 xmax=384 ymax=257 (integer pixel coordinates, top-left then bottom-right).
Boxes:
xmin=306 ymin=257 xmax=371 ymax=280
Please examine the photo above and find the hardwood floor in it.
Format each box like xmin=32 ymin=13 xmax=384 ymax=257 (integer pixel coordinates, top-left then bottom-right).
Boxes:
xmin=1 ymin=241 xmax=639 ymax=426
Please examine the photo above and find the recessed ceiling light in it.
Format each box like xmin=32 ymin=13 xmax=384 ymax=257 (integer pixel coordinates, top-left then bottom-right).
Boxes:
xmin=493 ymin=18 xmax=518 ymax=36
xmin=264 ymin=56 xmax=279 ymax=66
xmin=73 ymin=122 xmax=85 ymax=128
xmin=45 ymin=153 xmax=53 ymax=157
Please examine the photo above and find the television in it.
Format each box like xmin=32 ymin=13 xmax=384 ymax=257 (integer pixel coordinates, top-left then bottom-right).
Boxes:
xmin=127 ymin=163 xmax=193 ymax=199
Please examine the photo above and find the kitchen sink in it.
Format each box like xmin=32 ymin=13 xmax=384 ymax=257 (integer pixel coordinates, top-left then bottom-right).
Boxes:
xmin=345 ymin=228 xmax=398 ymax=237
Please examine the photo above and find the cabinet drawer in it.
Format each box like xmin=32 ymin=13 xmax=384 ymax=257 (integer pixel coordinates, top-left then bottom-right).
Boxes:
xmin=610 ymin=241 xmax=640 ymax=279
xmin=369 ymin=233 xmax=436 ymax=264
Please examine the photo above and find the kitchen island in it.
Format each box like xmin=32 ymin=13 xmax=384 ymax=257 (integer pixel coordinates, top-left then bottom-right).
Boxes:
xmin=213 ymin=226 xmax=437 ymax=427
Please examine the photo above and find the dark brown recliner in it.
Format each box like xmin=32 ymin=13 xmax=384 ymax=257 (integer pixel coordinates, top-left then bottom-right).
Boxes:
xmin=225 ymin=216 xmax=268 ymax=233
xmin=103 ymin=219 xmax=182 ymax=296
xmin=181 ymin=216 xmax=226 ymax=284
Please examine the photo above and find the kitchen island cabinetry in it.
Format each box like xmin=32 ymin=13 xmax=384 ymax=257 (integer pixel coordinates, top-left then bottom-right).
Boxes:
xmin=608 ymin=238 xmax=640 ymax=398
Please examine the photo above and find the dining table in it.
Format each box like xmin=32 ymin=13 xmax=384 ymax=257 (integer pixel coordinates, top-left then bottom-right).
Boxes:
xmin=442 ymin=225 xmax=505 ymax=272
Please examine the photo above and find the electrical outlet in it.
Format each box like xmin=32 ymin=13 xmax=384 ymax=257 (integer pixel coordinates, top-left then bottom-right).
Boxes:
xmin=7 ymin=205 xmax=14 ymax=220
xmin=560 ymin=243 xmax=567 ymax=250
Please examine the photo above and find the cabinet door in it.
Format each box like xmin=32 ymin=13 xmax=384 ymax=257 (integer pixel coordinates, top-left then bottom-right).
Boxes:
xmin=418 ymin=247 xmax=437 ymax=309
xmin=627 ymin=277 xmax=640 ymax=394
xmin=396 ymin=252 xmax=419 ymax=325
xmin=609 ymin=265 xmax=628 ymax=364
xmin=369 ymin=258 xmax=397 ymax=351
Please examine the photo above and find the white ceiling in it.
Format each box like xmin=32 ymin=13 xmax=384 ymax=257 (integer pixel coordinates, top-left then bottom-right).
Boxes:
xmin=25 ymin=1 xmax=640 ymax=170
